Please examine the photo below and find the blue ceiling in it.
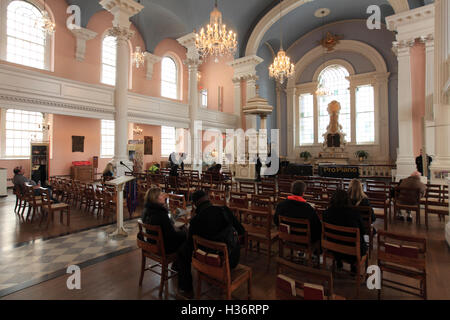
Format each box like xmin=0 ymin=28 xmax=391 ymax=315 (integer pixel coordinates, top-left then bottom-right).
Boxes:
xmin=65 ymin=0 xmax=432 ymax=56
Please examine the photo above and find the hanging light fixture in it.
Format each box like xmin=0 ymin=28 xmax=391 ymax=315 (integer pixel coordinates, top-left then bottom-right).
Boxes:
xmin=133 ymin=125 xmax=143 ymax=136
xmin=132 ymin=46 xmax=147 ymax=69
xmin=269 ymin=0 xmax=295 ymax=84
xmin=38 ymin=0 xmax=55 ymax=36
xmin=315 ymin=8 xmax=332 ymax=97
xmin=195 ymin=0 xmax=237 ymax=63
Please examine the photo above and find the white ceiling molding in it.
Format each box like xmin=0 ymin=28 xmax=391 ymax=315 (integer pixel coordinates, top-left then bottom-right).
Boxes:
xmin=387 ymin=0 xmax=410 ymax=13
xmin=70 ymin=27 xmax=98 ymax=62
xmin=245 ymin=0 xmax=315 ymax=56
xmin=287 ymin=40 xmax=388 ymax=89
xmin=227 ymin=55 xmax=264 ymax=82
xmin=144 ymin=53 xmax=162 ymax=80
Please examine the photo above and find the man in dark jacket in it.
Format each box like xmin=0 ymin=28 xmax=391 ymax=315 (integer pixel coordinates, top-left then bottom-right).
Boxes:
xmin=415 ymin=149 xmax=432 ymax=179
xmin=274 ymin=180 xmax=322 ymax=246
xmin=396 ymin=171 xmax=426 ymax=222
xmin=176 ymin=190 xmax=245 ymax=297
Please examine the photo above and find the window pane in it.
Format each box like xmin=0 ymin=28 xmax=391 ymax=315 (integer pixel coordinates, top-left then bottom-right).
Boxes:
xmin=161 ymin=57 xmax=178 ymax=99
xmin=101 ymin=120 xmax=115 ymax=157
xmin=299 ymin=94 xmax=314 ymax=145
xmin=101 ymin=36 xmax=117 ymax=86
xmin=356 ymin=85 xmax=375 ymax=143
xmin=317 ymin=65 xmax=351 ymax=142
xmin=161 ymin=126 xmax=175 ymax=157
xmin=5 ymin=109 xmax=44 ymax=157
xmin=7 ymin=1 xmax=46 ymax=70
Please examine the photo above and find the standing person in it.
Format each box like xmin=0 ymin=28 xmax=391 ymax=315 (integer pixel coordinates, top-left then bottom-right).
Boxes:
xmin=141 ymin=188 xmax=186 ymax=254
xmin=415 ymin=149 xmax=432 ymax=180
xmin=176 ymin=190 xmax=245 ymax=298
xmin=395 ymin=171 xmax=426 ymax=222
xmin=273 ymin=180 xmax=322 ymax=254
xmin=323 ymin=190 xmax=367 ymax=274
xmin=179 ymin=153 xmax=186 ymax=172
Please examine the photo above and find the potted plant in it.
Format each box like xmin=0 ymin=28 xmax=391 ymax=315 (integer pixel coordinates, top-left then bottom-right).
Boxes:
xmin=355 ymin=150 xmax=369 ymax=162
xmin=300 ymin=151 xmax=312 ymax=163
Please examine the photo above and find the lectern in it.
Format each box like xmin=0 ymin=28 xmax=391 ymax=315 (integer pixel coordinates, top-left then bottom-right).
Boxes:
xmin=106 ymin=175 xmax=136 ymax=237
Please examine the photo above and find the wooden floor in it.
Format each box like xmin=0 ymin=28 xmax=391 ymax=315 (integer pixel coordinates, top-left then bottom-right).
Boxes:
xmin=1 ymin=190 xmax=449 ymax=300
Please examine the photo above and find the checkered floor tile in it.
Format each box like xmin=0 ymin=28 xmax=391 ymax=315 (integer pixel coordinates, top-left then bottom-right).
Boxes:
xmin=0 ymin=219 xmax=139 ymax=297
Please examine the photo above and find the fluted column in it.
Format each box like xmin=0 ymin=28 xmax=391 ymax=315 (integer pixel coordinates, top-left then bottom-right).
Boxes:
xmin=100 ymin=0 xmax=143 ymax=177
xmin=286 ymin=86 xmax=296 ymax=160
xmin=431 ymin=0 xmax=450 ymax=185
xmin=422 ymin=35 xmax=435 ymax=156
xmin=245 ymin=75 xmax=258 ymax=130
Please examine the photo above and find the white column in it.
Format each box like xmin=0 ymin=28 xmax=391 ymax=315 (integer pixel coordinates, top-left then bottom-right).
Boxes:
xmin=276 ymin=83 xmax=282 ymax=131
xmin=423 ymin=35 xmax=436 ymax=156
xmin=286 ymin=87 xmax=296 ymax=160
xmin=245 ymin=75 xmax=258 ymax=130
xmin=177 ymin=33 xmax=202 ymax=172
xmin=394 ymin=41 xmax=417 ymax=180
xmin=232 ymin=79 xmax=242 ymax=127
xmin=349 ymin=84 xmax=356 ymax=144
xmin=431 ymin=0 xmax=450 ymax=185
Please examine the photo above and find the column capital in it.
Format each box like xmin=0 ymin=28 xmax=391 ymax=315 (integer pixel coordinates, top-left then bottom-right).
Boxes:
xmin=100 ymin=0 xmax=144 ymax=28
xmin=70 ymin=27 xmax=97 ymax=61
xmin=228 ymin=55 xmax=263 ymax=82
xmin=392 ymin=40 xmax=415 ymax=57
xmin=107 ymin=26 xmax=134 ymax=41
xmin=177 ymin=33 xmax=202 ymax=66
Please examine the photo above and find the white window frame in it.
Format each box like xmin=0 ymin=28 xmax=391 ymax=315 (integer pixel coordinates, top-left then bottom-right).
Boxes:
xmin=0 ymin=108 xmax=44 ymax=159
xmin=100 ymin=119 xmax=115 ymax=158
xmin=161 ymin=126 xmax=176 ymax=157
xmin=200 ymin=89 xmax=208 ymax=108
xmin=298 ymin=93 xmax=314 ymax=146
xmin=161 ymin=55 xmax=180 ymax=100
xmin=101 ymin=34 xmax=117 ymax=86
xmin=0 ymin=0 xmax=53 ymax=71
xmin=355 ymin=84 xmax=376 ymax=144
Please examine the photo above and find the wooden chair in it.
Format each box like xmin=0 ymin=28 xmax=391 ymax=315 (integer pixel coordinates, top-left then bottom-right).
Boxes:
xmin=192 ymin=235 xmax=252 ymax=300
xmin=250 ymin=194 xmax=272 ymax=212
xmin=177 ymin=176 xmax=194 ymax=202
xmin=40 ymin=188 xmax=70 ymax=228
xmin=352 ymin=206 xmax=374 ymax=258
xmin=366 ymin=190 xmax=389 ymax=230
xmin=13 ymin=185 xmax=26 ymax=217
xmin=321 ymin=222 xmax=368 ymax=298
xmin=209 ymin=189 xmax=227 ymax=206
xmin=278 ymin=216 xmax=314 ymax=266
xmin=258 ymin=180 xmax=276 ymax=195
xmin=276 ymin=257 xmax=344 ymax=300
xmin=23 ymin=184 xmax=43 ymax=222
xmin=393 ymin=187 xmax=422 ymax=225
xmin=241 ymin=207 xmax=278 ymax=270
xmin=425 ymin=187 xmax=449 ymax=229
xmin=167 ymin=193 xmax=187 ymax=223
xmin=239 ymin=181 xmax=256 ymax=195
xmin=137 ymin=220 xmax=177 ymax=298
xmin=377 ymin=230 xmax=427 ymax=299
xmin=277 ymin=180 xmax=293 ymax=194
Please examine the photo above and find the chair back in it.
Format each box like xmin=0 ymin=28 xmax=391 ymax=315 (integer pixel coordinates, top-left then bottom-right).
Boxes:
xmin=192 ymin=235 xmax=230 ymax=284
xmin=394 ymin=187 xmax=422 ymax=206
xmin=229 ymin=192 xmax=249 ymax=209
xmin=259 ymin=181 xmax=276 ymax=195
xmin=250 ymin=194 xmax=272 ymax=211
xmin=209 ymin=189 xmax=227 ymax=206
xmin=241 ymin=207 xmax=273 ymax=239
xmin=321 ymin=222 xmax=362 ymax=260
xmin=239 ymin=181 xmax=256 ymax=194
xmin=278 ymin=216 xmax=311 ymax=247
xmin=352 ymin=206 xmax=373 ymax=233
xmin=167 ymin=193 xmax=186 ymax=213
xmin=278 ymin=180 xmax=293 ymax=193
xmin=40 ymin=188 xmax=52 ymax=209
xmin=137 ymin=219 xmax=167 ymax=258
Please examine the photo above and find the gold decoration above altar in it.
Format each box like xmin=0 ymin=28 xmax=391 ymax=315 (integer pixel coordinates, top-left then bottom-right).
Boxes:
xmin=319 ymin=32 xmax=343 ymax=52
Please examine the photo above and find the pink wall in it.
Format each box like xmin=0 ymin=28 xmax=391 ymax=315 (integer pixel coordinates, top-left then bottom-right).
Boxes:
xmin=410 ymin=42 xmax=426 ymax=157
xmin=198 ymin=56 xmax=234 ymax=113
xmin=131 ymin=123 xmax=163 ymax=168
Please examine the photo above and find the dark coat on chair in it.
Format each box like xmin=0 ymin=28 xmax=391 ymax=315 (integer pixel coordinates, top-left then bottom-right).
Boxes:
xmin=141 ymin=202 xmax=186 ymax=254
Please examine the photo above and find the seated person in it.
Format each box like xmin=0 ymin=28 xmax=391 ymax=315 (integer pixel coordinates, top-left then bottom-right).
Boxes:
xmin=323 ymin=190 xmax=367 ymax=274
xmin=274 ymin=180 xmax=322 ymax=252
xmin=13 ymin=166 xmax=36 ymax=195
xmin=141 ymin=187 xmax=186 ymax=254
xmin=176 ymin=190 xmax=245 ymax=297
xmin=396 ymin=171 xmax=426 ymax=222
xmin=347 ymin=179 xmax=376 ymax=224
xmin=102 ymin=163 xmax=114 ymax=179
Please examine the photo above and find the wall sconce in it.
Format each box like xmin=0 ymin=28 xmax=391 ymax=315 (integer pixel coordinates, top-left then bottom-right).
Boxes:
xmin=133 ymin=125 xmax=143 ymax=136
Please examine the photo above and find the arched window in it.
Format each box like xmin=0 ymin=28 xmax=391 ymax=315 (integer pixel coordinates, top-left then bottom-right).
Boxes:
xmin=161 ymin=56 xmax=178 ymax=100
xmin=101 ymin=36 xmax=117 ymax=86
xmin=317 ymin=65 xmax=351 ymax=142
xmin=6 ymin=0 xmax=47 ymax=69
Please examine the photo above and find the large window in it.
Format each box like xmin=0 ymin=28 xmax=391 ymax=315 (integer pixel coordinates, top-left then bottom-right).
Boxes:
xmin=4 ymin=109 xmax=43 ymax=157
xmin=161 ymin=126 xmax=175 ymax=157
xmin=6 ymin=0 xmax=46 ymax=70
xmin=299 ymin=93 xmax=314 ymax=145
xmin=317 ymin=65 xmax=351 ymax=142
xmin=200 ymin=89 xmax=208 ymax=108
xmin=161 ymin=57 xmax=178 ymax=99
xmin=101 ymin=36 xmax=117 ymax=86
xmin=101 ymin=120 xmax=114 ymax=157
xmin=356 ymin=85 xmax=375 ymax=143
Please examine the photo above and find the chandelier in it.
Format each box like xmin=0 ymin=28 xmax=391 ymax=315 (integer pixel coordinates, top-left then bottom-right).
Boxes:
xmin=38 ymin=0 xmax=55 ymax=37
xmin=316 ymin=81 xmax=331 ymax=96
xmin=269 ymin=0 xmax=294 ymax=84
xmin=133 ymin=125 xmax=143 ymax=136
xmin=132 ymin=46 xmax=147 ymax=69
xmin=195 ymin=0 xmax=237 ymax=63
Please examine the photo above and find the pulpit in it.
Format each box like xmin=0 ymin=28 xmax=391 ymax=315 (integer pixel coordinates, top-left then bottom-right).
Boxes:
xmin=106 ymin=175 xmax=136 ymax=237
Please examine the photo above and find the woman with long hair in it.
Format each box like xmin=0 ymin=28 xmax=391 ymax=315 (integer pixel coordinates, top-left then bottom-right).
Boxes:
xmin=102 ymin=162 xmax=114 ymax=179
xmin=348 ymin=179 xmax=376 ymax=223
xmin=141 ymin=187 xmax=186 ymax=254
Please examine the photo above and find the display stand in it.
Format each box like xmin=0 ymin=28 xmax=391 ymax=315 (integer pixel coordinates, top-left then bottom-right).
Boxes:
xmin=106 ymin=175 xmax=136 ymax=237
xmin=30 ymin=142 xmax=50 ymax=186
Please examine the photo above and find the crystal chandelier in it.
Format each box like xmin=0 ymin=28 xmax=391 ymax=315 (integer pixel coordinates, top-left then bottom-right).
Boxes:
xmin=133 ymin=125 xmax=143 ymax=136
xmin=269 ymin=0 xmax=294 ymax=84
xmin=195 ymin=0 xmax=237 ymax=63
xmin=38 ymin=0 xmax=55 ymax=36
xmin=132 ymin=46 xmax=147 ymax=69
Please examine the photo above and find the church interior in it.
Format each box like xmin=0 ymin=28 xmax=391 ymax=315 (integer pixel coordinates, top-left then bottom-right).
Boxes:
xmin=0 ymin=0 xmax=449 ymax=302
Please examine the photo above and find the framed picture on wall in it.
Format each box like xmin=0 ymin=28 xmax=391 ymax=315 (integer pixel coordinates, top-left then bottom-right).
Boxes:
xmin=72 ymin=136 xmax=85 ymax=152
xmin=144 ymin=136 xmax=153 ymax=155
